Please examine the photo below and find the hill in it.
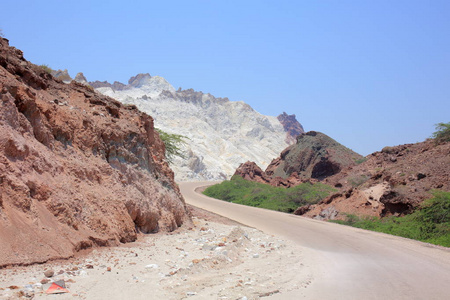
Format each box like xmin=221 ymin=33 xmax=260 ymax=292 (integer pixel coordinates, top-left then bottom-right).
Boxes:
xmin=0 ymin=38 xmax=189 ymax=267
xmin=54 ymin=72 xmax=305 ymax=181
xmin=234 ymin=131 xmax=363 ymax=187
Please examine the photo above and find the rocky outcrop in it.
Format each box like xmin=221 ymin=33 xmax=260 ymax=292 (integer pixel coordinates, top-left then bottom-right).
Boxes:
xmin=74 ymin=72 xmax=88 ymax=84
xmin=51 ymin=69 xmax=71 ymax=82
xmin=233 ymin=131 xmax=361 ymax=188
xmin=90 ymin=75 xmax=304 ymax=181
xmin=295 ymin=139 xmax=450 ymax=220
xmin=277 ymin=112 xmax=305 ymax=144
xmin=233 ymin=161 xmax=304 ymax=188
xmin=0 ymin=37 xmax=190 ymax=267
xmin=266 ymin=131 xmax=363 ymax=180
xmin=234 ymin=161 xmax=272 ymax=184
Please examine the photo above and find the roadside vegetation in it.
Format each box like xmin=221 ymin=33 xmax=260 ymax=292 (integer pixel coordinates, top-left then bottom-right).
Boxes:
xmin=203 ymin=175 xmax=335 ymax=213
xmin=332 ymin=191 xmax=450 ymax=247
xmin=156 ymin=128 xmax=187 ymax=164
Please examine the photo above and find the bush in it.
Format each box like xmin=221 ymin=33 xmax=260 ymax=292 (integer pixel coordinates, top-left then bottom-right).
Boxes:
xmin=332 ymin=191 xmax=450 ymax=247
xmin=156 ymin=128 xmax=187 ymax=164
xmin=355 ymin=158 xmax=367 ymax=164
xmin=203 ymin=176 xmax=335 ymax=213
xmin=432 ymin=122 xmax=450 ymax=143
xmin=40 ymin=64 xmax=53 ymax=74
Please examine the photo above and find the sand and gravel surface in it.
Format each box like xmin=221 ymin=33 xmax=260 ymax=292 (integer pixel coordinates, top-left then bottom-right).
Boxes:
xmin=182 ymin=182 xmax=450 ymax=300
xmin=0 ymin=207 xmax=312 ymax=300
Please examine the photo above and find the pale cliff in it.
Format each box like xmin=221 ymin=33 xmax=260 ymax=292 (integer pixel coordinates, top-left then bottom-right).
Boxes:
xmin=89 ymin=74 xmax=304 ymax=181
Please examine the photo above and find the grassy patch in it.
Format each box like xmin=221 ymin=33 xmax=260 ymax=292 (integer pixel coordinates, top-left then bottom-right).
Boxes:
xmin=332 ymin=190 xmax=450 ymax=247
xmin=355 ymin=157 xmax=367 ymax=164
xmin=40 ymin=64 xmax=53 ymax=74
xmin=203 ymin=175 xmax=335 ymax=213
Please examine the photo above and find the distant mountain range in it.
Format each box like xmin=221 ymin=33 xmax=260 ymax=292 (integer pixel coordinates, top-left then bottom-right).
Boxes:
xmin=63 ymin=72 xmax=305 ymax=181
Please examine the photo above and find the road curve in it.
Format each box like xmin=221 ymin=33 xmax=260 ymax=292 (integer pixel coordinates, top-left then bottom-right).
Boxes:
xmin=179 ymin=181 xmax=450 ymax=300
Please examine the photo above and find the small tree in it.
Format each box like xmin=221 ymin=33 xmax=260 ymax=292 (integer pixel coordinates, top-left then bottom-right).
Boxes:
xmin=156 ymin=128 xmax=187 ymax=164
xmin=432 ymin=122 xmax=450 ymax=143
xmin=0 ymin=29 xmax=4 ymax=38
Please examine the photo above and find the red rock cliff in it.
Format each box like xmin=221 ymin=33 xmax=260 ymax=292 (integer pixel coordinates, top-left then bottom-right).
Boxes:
xmin=0 ymin=38 xmax=190 ymax=267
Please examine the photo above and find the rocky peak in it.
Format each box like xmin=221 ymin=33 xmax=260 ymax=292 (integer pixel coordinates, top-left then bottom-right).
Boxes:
xmin=89 ymin=80 xmax=112 ymax=89
xmin=74 ymin=72 xmax=88 ymax=84
xmin=128 ymin=73 xmax=152 ymax=87
xmin=277 ymin=112 xmax=305 ymax=144
xmin=112 ymin=81 xmax=127 ymax=90
xmin=266 ymin=131 xmax=363 ymax=180
xmin=234 ymin=131 xmax=363 ymax=188
xmin=51 ymin=69 xmax=72 ymax=82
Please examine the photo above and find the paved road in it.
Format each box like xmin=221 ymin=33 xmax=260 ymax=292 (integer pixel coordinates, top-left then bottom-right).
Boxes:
xmin=179 ymin=181 xmax=450 ymax=300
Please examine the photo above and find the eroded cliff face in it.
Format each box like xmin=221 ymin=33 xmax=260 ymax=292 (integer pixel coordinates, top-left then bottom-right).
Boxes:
xmin=0 ymin=38 xmax=190 ymax=267
xmin=88 ymin=74 xmax=305 ymax=181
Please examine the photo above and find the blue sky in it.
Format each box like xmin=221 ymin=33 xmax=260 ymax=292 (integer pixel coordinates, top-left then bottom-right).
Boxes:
xmin=2 ymin=0 xmax=449 ymax=155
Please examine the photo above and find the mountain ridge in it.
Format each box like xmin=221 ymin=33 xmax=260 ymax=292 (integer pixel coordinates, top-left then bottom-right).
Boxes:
xmin=62 ymin=71 xmax=305 ymax=181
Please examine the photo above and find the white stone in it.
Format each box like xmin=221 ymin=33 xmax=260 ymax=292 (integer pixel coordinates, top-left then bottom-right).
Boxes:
xmin=145 ymin=264 xmax=159 ymax=269
xmin=94 ymin=75 xmax=296 ymax=181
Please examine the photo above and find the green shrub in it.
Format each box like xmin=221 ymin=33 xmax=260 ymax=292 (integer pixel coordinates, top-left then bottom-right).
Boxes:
xmin=40 ymin=64 xmax=53 ymax=74
xmin=203 ymin=176 xmax=335 ymax=213
xmin=156 ymin=128 xmax=187 ymax=164
xmin=381 ymin=146 xmax=395 ymax=154
xmin=432 ymin=122 xmax=450 ymax=143
xmin=355 ymin=158 xmax=367 ymax=164
xmin=332 ymin=191 xmax=450 ymax=247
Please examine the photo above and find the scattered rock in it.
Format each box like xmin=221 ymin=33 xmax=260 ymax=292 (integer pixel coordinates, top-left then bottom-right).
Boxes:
xmin=44 ymin=269 xmax=54 ymax=278
xmin=145 ymin=264 xmax=159 ymax=269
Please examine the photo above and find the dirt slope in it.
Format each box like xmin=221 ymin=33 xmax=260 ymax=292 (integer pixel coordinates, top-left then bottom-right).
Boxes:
xmin=298 ymin=139 xmax=450 ymax=219
xmin=0 ymin=37 xmax=190 ymax=267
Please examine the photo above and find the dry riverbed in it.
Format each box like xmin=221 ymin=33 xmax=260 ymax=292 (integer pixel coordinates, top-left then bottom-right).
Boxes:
xmin=0 ymin=207 xmax=312 ymax=299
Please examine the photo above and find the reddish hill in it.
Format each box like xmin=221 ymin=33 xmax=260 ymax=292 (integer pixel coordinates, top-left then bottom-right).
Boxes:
xmin=0 ymin=38 xmax=190 ymax=267
xmin=234 ymin=131 xmax=363 ymax=187
xmin=297 ymin=139 xmax=450 ymax=220
xmin=233 ymin=127 xmax=449 ymax=221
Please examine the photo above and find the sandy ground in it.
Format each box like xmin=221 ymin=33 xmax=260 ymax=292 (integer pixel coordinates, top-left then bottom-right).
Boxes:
xmin=0 ymin=206 xmax=312 ymax=300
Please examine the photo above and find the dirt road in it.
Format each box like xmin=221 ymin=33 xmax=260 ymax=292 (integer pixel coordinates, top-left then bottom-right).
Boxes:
xmin=180 ymin=182 xmax=450 ymax=299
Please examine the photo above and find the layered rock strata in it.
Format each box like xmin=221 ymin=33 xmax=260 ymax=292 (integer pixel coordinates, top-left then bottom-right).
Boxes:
xmin=0 ymin=38 xmax=190 ymax=267
xmin=87 ymin=74 xmax=304 ymax=181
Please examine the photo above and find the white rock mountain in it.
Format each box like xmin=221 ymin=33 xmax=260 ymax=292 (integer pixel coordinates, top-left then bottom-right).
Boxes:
xmin=85 ymin=73 xmax=304 ymax=181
